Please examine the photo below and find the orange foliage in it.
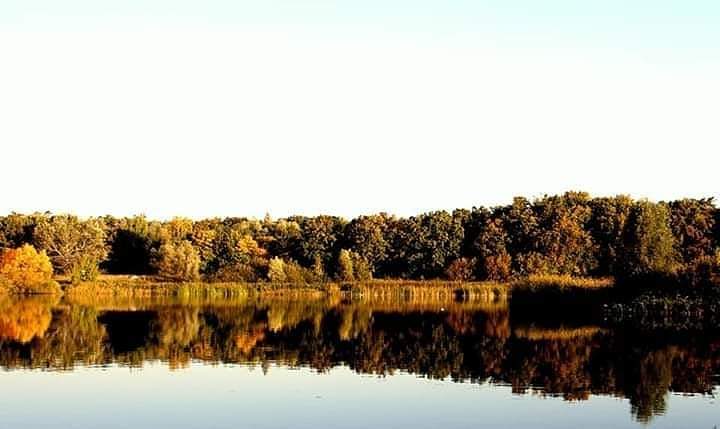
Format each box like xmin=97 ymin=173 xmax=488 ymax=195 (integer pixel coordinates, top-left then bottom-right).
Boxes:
xmin=0 ymin=245 xmax=56 ymax=293
xmin=234 ymin=329 xmax=266 ymax=355
xmin=0 ymin=298 xmax=52 ymax=343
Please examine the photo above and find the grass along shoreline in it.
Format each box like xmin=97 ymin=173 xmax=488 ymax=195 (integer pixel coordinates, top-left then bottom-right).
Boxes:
xmin=62 ymin=275 xmax=510 ymax=301
xmin=57 ymin=273 xmax=616 ymax=301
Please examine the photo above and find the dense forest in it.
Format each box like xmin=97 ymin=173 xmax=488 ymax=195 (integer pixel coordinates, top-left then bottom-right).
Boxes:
xmin=0 ymin=192 xmax=718 ymax=287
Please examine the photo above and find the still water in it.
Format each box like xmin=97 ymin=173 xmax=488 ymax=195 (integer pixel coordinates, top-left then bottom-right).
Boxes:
xmin=0 ymin=295 xmax=717 ymax=428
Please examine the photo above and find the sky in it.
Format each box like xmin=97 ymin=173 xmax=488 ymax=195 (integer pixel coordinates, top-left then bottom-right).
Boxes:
xmin=1 ymin=1 xmax=719 ymax=219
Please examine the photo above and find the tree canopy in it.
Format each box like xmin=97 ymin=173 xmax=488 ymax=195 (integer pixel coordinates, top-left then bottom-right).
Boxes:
xmin=0 ymin=193 xmax=717 ymax=285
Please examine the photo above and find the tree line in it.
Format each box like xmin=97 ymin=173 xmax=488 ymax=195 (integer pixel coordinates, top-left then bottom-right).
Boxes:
xmin=0 ymin=192 xmax=718 ymax=285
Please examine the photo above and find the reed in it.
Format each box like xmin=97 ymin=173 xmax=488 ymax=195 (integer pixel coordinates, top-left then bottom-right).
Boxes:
xmin=63 ymin=277 xmax=327 ymax=301
xmin=511 ymin=274 xmax=614 ymax=293
xmin=513 ymin=324 xmax=605 ymax=340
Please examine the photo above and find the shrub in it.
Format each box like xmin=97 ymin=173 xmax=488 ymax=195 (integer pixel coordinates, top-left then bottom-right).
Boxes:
xmin=352 ymin=253 xmax=372 ymax=281
xmin=283 ymin=259 xmax=319 ymax=284
xmin=337 ymin=249 xmax=354 ymax=281
xmin=70 ymin=255 xmax=101 ymax=284
xmin=0 ymin=245 xmax=60 ymax=294
xmin=516 ymin=252 xmax=552 ymax=276
xmin=445 ymin=257 xmax=476 ymax=281
xmin=153 ymin=241 xmax=200 ymax=282
xmin=267 ymin=257 xmax=287 ymax=283
xmin=207 ymin=263 xmax=260 ymax=282
xmin=482 ymin=253 xmax=512 ymax=282
xmin=679 ymin=253 xmax=718 ymax=287
xmin=312 ymin=255 xmax=326 ymax=281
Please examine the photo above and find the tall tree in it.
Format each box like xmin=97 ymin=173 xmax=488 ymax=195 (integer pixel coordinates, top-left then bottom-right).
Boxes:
xmin=297 ymin=216 xmax=346 ymax=273
xmin=617 ymin=201 xmax=679 ymax=281
xmin=342 ymin=214 xmax=390 ymax=276
xmin=668 ymin=198 xmax=716 ymax=265
xmin=532 ymin=192 xmax=597 ymax=276
xmin=589 ymin=195 xmax=633 ymax=276
xmin=402 ymin=211 xmax=463 ymax=279
xmin=475 ymin=217 xmax=512 ymax=281
xmin=33 ymin=215 xmax=108 ymax=274
xmin=105 ymin=215 xmax=162 ymax=274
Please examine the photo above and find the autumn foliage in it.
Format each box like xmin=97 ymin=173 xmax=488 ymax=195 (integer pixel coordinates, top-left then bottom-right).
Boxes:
xmin=153 ymin=240 xmax=201 ymax=282
xmin=0 ymin=245 xmax=59 ymax=294
xmin=0 ymin=297 xmax=53 ymax=343
xmin=0 ymin=192 xmax=717 ymax=287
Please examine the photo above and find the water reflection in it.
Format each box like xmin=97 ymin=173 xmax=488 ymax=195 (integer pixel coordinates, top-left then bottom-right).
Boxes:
xmin=0 ymin=295 xmax=718 ymax=423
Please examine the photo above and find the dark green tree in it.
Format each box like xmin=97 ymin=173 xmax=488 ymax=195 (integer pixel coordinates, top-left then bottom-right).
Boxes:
xmin=588 ymin=195 xmax=633 ymax=276
xmin=617 ymin=201 xmax=679 ymax=282
xmin=342 ymin=214 xmax=390 ymax=276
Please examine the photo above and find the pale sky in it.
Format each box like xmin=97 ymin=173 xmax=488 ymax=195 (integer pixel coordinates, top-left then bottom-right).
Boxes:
xmin=1 ymin=1 xmax=718 ymax=219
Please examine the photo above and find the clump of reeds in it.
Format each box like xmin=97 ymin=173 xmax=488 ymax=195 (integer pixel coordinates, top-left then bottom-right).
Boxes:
xmin=513 ymin=324 xmax=604 ymax=340
xmin=511 ymin=274 xmax=613 ymax=293
xmin=341 ymin=280 xmax=507 ymax=303
xmin=63 ymin=277 xmax=329 ymax=301
xmin=604 ymin=287 xmax=720 ymax=330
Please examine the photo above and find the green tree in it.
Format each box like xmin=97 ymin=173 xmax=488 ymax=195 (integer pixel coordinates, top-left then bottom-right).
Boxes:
xmin=618 ymin=201 xmax=679 ymax=281
xmin=402 ymin=211 xmax=464 ymax=279
xmin=343 ymin=214 xmax=390 ymax=276
xmin=475 ymin=217 xmax=512 ymax=281
xmin=589 ymin=195 xmax=633 ymax=276
xmin=503 ymin=197 xmax=540 ymax=259
xmin=206 ymin=222 xmax=269 ymax=281
xmin=297 ymin=216 xmax=346 ymax=272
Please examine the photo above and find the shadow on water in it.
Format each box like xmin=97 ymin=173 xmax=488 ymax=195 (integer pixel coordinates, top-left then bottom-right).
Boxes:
xmin=0 ymin=293 xmax=718 ymax=423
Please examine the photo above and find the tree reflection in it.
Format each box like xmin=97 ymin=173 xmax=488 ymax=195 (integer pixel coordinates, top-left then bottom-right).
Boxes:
xmin=0 ymin=296 xmax=718 ymax=423
xmin=0 ymin=296 xmax=54 ymax=343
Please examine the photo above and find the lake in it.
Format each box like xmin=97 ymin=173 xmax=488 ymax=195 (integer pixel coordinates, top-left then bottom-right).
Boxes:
xmin=0 ymin=294 xmax=717 ymax=428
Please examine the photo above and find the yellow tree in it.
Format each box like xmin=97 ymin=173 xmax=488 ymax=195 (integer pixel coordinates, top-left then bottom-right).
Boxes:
xmin=0 ymin=244 xmax=59 ymax=294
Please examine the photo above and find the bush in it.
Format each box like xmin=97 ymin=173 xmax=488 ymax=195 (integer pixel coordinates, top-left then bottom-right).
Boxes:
xmin=679 ymin=250 xmax=719 ymax=287
xmin=153 ymin=241 xmax=200 ymax=282
xmin=516 ymin=252 xmax=552 ymax=276
xmin=70 ymin=256 xmax=101 ymax=284
xmin=267 ymin=257 xmax=287 ymax=283
xmin=207 ymin=263 xmax=259 ymax=282
xmin=482 ymin=253 xmax=512 ymax=281
xmin=337 ymin=249 xmax=354 ymax=281
xmin=0 ymin=245 xmax=60 ymax=294
xmin=312 ymin=255 xmax=326 ymax=281
xmin=282 ymin=260 xmax=316 ymax=284
xmin=352 ymin=253 xmax=372 ymax=281
xmin=445 ymin=257 xmax=476 ymax=281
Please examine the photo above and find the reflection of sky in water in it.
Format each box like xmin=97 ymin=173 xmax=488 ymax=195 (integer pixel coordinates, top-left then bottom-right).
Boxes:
xmin=0 ymin=364 xmax=716 ymax=429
